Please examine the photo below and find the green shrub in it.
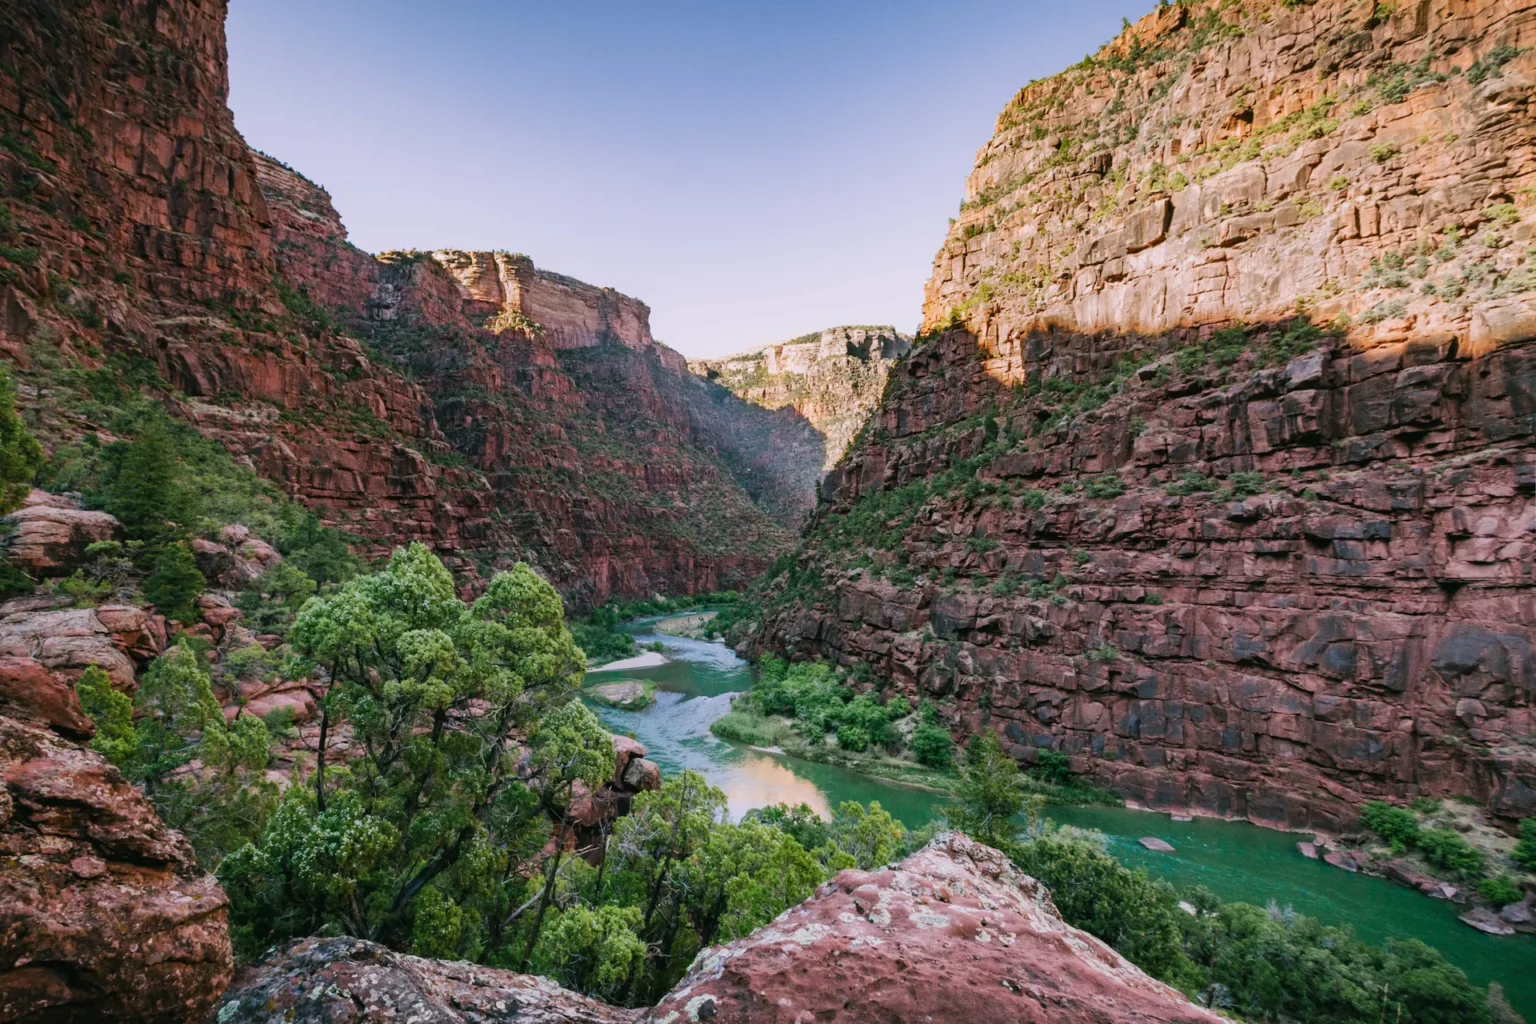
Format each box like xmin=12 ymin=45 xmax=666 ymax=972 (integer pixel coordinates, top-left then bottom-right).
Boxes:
xmin=1476 ymin=875 xmax=1523 ymax=908
xmin=1084 ymin=474 xmax=1125 ymax=499
xmin=1360 ymin=801 xmax=1421 ymax=850
xmin=1034 ymin=749 xmax=1074 ymax=786
xmin=1022 ymin=488 xmax=1048 ymax=510
xmin=1514 ymin=818 xmax=1536 ymax=870
xmin=143 ymin=542 xmax=205 ymax=625
xmin=911 ymin=721 xmax=954 ymax=768
xmin=0 ymin=365 xmax=42 ymax=515
xmin=1417 ymin=828 xmax=1485 ymax=879
xmin=1165 ymin=471 xmax=1217 ymax=497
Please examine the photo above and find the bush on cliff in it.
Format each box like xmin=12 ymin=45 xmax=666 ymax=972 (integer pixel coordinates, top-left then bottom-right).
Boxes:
xmin=1360 ymin=800 xmax=1421 ymax=851
xmin=1515 ymin=819 xmax=1536 ymax=871
xmin=143 ymin=541 xmax=205 ymax=624
xmin=76 ymin=642 xmax=278 ymax=867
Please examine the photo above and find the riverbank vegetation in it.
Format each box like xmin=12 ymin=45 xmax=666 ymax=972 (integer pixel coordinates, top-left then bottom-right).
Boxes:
xmin=947 ymin=733 xmax=1504 ymax=1024
xmin=711 ymin=654 xmax=1120 ymax=805
xmin=569 ymin=591 xmax=741 ymax=665
xmin=1357 ymin=799 xmax=1535 ymax=908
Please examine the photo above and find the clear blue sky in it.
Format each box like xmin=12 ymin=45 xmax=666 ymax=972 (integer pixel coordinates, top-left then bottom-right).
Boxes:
xmin=227 ymin=0 xmax=1146 ymax=358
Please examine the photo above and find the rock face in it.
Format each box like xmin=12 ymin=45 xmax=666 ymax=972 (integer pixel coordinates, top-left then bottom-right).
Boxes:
xmin=926 ymin=0 xmax=1536 ymax=348
xmin=210 ymin=936 xmax=640 ymax=1024
xmin=643 ymin=832 xmax=1219 ymax=1024
xmin=691 ymin=326 xmax=912 ymax=475
xmin=0 ymin=656 xmax=232 ymax=1023
xmin=2 ymin=490 xmax=123 ymax=578
xmin=0 ymin=2 xmax=822 ymax=610
xmin=749 ymin=0 xmax=1536 ymax=830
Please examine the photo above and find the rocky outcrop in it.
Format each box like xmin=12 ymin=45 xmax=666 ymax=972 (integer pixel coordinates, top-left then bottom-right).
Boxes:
xmin=2 ymin=490 xmax=123 ymax=579
xmin=0 ymin=657 xmax=232 ymax=1023
xmin=0 ymin=2 xmax=816 ymax=610
xmin=750 ymin=0 xmax=1536 ymax=830
xmin=214 ymin=837 xmax=1217 ymax=1024
xmin=209 ymin=936 xmax=640 ymax=1024
xmin=643 ymin=831 xmax=1218 ymax=1024
xmin=691 ymin=326 xmax=911 ymax=472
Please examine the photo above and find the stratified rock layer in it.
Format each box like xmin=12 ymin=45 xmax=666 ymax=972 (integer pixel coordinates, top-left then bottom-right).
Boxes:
xmin=0 ymin=658 xmax=232 ymax=1023
xmin=211 ymin=936 xmax=640 ymax=1024
xmin=752 ymin=0 xmax=1536 ymax=829
xmin=0 ymin=2 xmax=818 ymax=609
xmin=643 ymin=832 xmax=1219 ymax=1024
xmin=691 ymin=325 xmax=912 ymax=477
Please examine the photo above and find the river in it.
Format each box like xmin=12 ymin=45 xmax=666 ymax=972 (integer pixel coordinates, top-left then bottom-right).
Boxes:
xmin=584 ymin=617 xmax=1533 ymax=1016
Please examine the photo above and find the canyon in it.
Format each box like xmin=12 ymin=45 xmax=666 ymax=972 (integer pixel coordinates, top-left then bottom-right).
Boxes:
xmin=0 ymin=0 xmax=1533 ymax=1020
xmin=0 ymin=0 xmax=830 ymax=611
xmin=745 ymin=0 xmax=1536 ymax=831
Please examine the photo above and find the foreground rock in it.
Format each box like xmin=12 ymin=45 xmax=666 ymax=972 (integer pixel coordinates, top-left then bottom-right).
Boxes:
xmin=211 ymin=936 xmax=640 ymax=1024
xmin=642 ymin=831 xmax=1220 ymax=1024
xmin=2 ymin=489 xmax=122 ymax=578
xmin=0 ymin=660 xmax=232 ymax=1022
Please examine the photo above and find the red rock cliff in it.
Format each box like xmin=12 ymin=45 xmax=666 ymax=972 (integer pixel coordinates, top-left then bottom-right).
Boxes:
xmin=750 ymin=0 xmax=1536 ymax=830
xmin=0 ymin=1 xmax=817 ymax=608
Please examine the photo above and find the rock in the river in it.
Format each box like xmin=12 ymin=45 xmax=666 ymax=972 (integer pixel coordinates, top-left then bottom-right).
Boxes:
xmin=0 ymin=658 xmax=232 ymax=1022
xmin=210 ymin=936 xmax=640 ymax=1024
xmin=642 ymin=831 xmax=1221 ymax=1024
xmin=1323 ymin=850 xmax=1360 ymax=873
xmin=1297 ymin=841 xmax=1318 ymax=860
xmin=584 ymin=679 xmax=655 ymax=710
xmin=1140 ymin=836 xmax=1175 ymax=852
xmin=1461 ymin=908 xmax=1517 ymax=936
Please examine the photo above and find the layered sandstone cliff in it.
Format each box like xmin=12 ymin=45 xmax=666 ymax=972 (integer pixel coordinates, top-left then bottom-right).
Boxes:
xmin=749 ymin=0 xmax=1536 ymax=830
xmin=0 ymin=2 xmax=816 ymax=608
xmin=690 ymin=325 xmax=912 ymax=472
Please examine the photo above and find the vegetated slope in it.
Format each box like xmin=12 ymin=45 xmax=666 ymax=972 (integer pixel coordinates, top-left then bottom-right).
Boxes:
xmin=690 ymin=325 xmax=912 ymax=499
xmin=0 ymin=1 xmax=812 ymax=608
xmin=744 ymin=0 xmax=1536 ymax=831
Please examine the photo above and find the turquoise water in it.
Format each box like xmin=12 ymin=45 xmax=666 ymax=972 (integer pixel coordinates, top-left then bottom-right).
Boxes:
xmin=584 ymin=617 xmax=1534 ymax=1016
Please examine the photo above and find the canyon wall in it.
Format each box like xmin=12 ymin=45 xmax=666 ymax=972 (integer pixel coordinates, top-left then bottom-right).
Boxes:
xmin=690 ymin=325 xmax=912 ymax=472
xmin=750 ymin=0 xmax=1536 ymax=829
xmin=0 ymin=1 xmax=817 ymax=608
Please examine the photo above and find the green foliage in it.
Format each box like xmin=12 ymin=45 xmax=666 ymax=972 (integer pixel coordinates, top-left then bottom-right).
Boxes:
xmin=1178 ymin=901 xmax=1488 ymax=1023
xmin=945 ymin=731 xmax=1029 ymax=849
xmin=143 ymin=542 xmax=205 ymax=624
xmin=1417 ymin=828 xmax=1485 ymax=879
xmin=910 ymin=704 xmax=954 ymax=768
xmin=1083 ymin=474 xmax=1126 ymax=499
xmin=221 ymin=545 xmax=587 ymax=957
xmin=1165 ymin=471 xmax=1218 ymax=497
xmin=1514 ymin=818 xmax=1536 ymax=870
xmin=1359 ymin=800 xmax=1420 ymax=850
xmin=236 ymin=562 xmax=318 ymax=633
xmin=1033 ymin=749 xmax=1074 ymax=786
xmin=91 ymin=412 xmax=199 ymax=545
xmin=1009 ymin=834 xmax=1187 ymax=981
xmin=78 ymin=642 xmax=279 ymax=868
xmin=743 ymin=657 xmax=909 ymax=753
xmin=0 ymin=364 xmax=42 ymax=515
xmin=1476 ymin=875 xmax=1523 ymax=908
xmin=74 ymin=664 xmax=135 ymax=768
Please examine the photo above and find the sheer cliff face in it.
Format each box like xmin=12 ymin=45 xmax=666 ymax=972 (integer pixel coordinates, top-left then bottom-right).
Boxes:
xmin=690 ymin=326 xmax=912 ymax=473
xmin=0 ymin=2 xmax=809 ymax=607
xmin=751 ymin=0 xmax=1536 ymax=829
xmin=928 ymin=0 xmax=1536 ymax=354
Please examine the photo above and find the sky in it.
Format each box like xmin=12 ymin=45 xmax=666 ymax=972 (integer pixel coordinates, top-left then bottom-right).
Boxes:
xmin=226 ymin=0 xmax=1148 ymax=359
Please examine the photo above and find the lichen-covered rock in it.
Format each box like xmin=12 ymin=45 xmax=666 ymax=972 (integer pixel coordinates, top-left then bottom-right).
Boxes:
xmin=0 ymin=661 xmax=232 ymax=1023
xmin=643 ymin=832 xmax=1219 ymax=1024
xmin=210 ymin=936 xmax=640 ymax=1024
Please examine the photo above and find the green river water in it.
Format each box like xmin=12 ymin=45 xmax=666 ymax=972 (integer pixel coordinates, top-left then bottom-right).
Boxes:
xmin=585 ymin=618 xmax=1531 ymax=1016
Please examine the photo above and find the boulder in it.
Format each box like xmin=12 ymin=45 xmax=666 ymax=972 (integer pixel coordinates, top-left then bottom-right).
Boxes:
xmin=210 ymin=936 xmax=639 ymax=1024
xmin=1323 ymin=850 xmax=1360 ymax=872
xmin=0 ymin=670 xmax=232 ymax=1022
xmin=1460 ymin=908 xmax=1516 ymax=936
xmin=1140 ymin=836 xmax=1175 ymax=852
xmin=2 ymin=490 xmax=122 ymax=578
xmin=0 ymin=604 xmax=143 ymax=690
xmin=642 ymin=832 xmax=1221 ymax=1024
xmin=1297 ymin=841 xmax=1318 ymax=859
